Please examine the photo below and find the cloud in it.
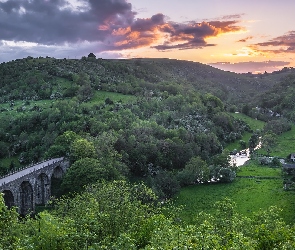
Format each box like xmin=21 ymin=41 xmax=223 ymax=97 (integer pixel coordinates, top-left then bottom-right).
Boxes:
xmin=251 ymin=31 xmax=295 ymax=54
xmin=103 ymin=13 xmax=166 ymax=50
xmin=152 ymin=20 xmax=243 ymax=50
xmin=210 ymin=60 xmax=290 ymax=73
xmin=0 ymin=0 xmax=135 ymax=44
xmin=220 ymin=14 xmax=245 ymax=20
xmin=237 ymin=36 xmax=253 ymax=42
xmin=0 ymin=0 xmax=245 ymax=57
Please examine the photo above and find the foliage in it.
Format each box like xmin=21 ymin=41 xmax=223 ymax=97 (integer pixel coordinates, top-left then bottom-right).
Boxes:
xmin=61 ymin=158 xmax=124 ymax=193
xmin=70 ymin=138 xmax=96 ymax=162
xmin=50 ymin=180 xmax=159 ymax=249
xmin=177 ymin=156 xmax=210 ymax=186
xmin=150 ymin=170 xmax=180 ymax=199
xmin=261 ymin=132 xmax=277 ymax=156
xmin=264 ymin=118 xmax=292 ymax=135
xmin=1 ymin=178 xmax=295 ymax=249
xmin=0 ymin=194 xmax=21 ymax=250
xmin=174 ymin=162 xmax=295 ymax=224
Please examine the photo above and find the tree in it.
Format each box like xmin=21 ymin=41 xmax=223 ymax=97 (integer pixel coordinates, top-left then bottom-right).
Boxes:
xmin=61 ymin=157 xmax=123 ymax=193
xmin=262 ymin=132 xmax=277 ymax=156
xmin=242 ymin=104 xmax=251 ymax=115
xmin=87 ymin=52 xmax=96 ymax=58
xmin=151 ymin=170 xmax=180 ymax=199
xmin=0 ymin=194 xmax=21 ymax=250
xmin=218 ymin=168 xmax=236 ymax=183
xmin=212 ymin=150 xmax=231 ymax=169
xmin=177 ymin=156 xmax=210 ymax=186
xmin=52 ymin=181 xmax=158 ymax=248
xmin=70 ymin=138 xmax=96 ymax=162
xmin=264 ymin=118 xmax=291 ymax=135
xmin=77 ymin=84 xmax=93 ymax=102
xmin=248 ymin=131 xmax=260 ymax=151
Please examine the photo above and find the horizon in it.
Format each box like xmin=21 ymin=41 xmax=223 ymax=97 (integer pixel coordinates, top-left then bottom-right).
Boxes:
xmin=1 ymin=0 xmax=295 ymax=73
xmin=3 ymin=55 xmax=293 ymax=75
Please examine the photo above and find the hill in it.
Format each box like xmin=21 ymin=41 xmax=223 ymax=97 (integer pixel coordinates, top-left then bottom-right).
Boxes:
xmin=0 ymin=56 xmax=295 ymax=196
xmin=1 ymin=56 xmax=294 ymax=107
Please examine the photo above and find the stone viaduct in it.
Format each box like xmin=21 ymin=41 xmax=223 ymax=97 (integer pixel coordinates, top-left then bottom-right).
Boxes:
xmin=0 ymin=157 xmax=69 ymax=215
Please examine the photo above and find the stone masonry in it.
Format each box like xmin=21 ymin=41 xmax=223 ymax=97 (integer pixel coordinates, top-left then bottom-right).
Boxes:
xmin=0 ymin=158 xmax=69 ymax=215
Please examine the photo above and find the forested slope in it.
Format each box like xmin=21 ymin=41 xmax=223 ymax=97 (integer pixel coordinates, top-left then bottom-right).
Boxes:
xmin=1 ymin=56 xmax=295 ymax=249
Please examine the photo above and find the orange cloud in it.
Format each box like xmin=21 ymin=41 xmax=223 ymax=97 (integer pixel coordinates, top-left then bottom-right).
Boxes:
xmin=104 ymin=13 xmax=244 ymax=51
xmin=152 ymin=20 xmax=244 ymax=50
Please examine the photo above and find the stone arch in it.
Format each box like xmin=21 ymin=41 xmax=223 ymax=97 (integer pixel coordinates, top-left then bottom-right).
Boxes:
xmin=20 ymin=181 xmax=34 ymax=215
xmin=52 ymin=165 xmax=64 ymax=179
xmin=2 ymin=190 xmax=14 ymax=209
xmin=36 ymin=173 xmax=50 ymax=205
xmin=51 ymin=165 xmax=64 ymax=198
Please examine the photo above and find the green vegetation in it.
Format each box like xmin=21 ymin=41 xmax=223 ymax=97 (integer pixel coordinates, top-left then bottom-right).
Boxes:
xmin=225 ymin=113 xmax=265 ymax=151
xmin=268 ymin=125 xmax=295 ymax=157
xmin=231 ymin=113 xmax=266 ymax=131
xmin=174 ymin=163 xmax=295 ymax=224
xmin=237 ymin=163 xmax=281 ymax=177
xmin=1 ymin=57 xmax=295 ymax=249
xmin=2 ymin=181 xmax=295 ymax=249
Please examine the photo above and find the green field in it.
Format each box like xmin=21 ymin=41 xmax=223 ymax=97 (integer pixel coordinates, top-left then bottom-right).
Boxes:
xmin=179 ymin=114 xmax=295 ymax=226
xmin=174 ymin=163 xmax=295 ymax=225
xmin=237 ymin=163 xmax=281 ymax=177
xmin=269 ymin=125 xmax=295 ymax=158
xmin=231 ymin=112 xmax=266 ymax=131
xmin=0 ymin=90 xmax=136 ymax=118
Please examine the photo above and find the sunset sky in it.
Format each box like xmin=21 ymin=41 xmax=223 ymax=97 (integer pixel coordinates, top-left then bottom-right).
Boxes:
xmin=0 ymin=0 xmax=295 ymax=73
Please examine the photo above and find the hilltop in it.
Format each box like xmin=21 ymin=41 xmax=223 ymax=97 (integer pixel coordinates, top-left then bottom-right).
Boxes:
xmin=1 ymin=56 xmax=294 ymax=107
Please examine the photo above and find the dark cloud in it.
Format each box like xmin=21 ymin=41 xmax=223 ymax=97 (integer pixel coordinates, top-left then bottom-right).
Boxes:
xmin=252 ymin=31 xmax=295 ymax=53
xmin=0 ymin=0 xmax=135 ymax=44
xmin=210 ymin=60 xmax=290 ymax=73
xmin=237 ymin=36 xmax=253 ymax=42
xmin=0 ymin=0 xmax=244 ymax=53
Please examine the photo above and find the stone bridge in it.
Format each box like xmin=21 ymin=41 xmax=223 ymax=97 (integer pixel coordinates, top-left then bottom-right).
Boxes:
xmin=0 ymin=158 xmax=69 ymax=215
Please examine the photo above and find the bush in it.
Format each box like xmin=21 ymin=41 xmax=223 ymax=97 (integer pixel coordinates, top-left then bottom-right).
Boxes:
xmin=151 ymin=170 xmax=180 ymax=199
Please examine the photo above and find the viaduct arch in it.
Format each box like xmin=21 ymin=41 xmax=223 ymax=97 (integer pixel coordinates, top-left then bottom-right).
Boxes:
xmin=0 ymin=158 xmax=69 ymax=215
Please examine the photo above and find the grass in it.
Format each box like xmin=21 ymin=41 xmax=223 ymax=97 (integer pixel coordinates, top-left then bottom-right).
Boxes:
xmin=269 ymin=125 xmax=295 ymax=158
xmin=0 ymin=90 xmax=136 ymax=119
xmin=86 ymin=90 xmax=136 ymax=107
xmin=174 ymin=163 xmax=295 ymax=225
xmin=237 ymin=163 xmax=281 ymax=177
xmin=231 ymin=112 xmax=265 ymax=131
xmin=188 ymin=114 xmax=295 ymax=225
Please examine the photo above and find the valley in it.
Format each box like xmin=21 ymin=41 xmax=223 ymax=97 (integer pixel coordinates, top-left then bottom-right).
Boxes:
xmin=1 ymin=56 xmax=295 ymax=249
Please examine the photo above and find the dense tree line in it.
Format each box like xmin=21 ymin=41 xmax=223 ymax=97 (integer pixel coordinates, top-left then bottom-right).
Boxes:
xmin=1 ymin=181 xmax=295 ymax=249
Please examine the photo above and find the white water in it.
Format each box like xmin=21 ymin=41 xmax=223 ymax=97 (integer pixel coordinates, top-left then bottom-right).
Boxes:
xmin=230 ymin=138 xmax=262 ymax=167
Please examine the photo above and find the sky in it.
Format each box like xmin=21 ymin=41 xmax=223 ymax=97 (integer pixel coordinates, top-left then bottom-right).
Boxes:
xmin=0 ymin=0 xmax=295 ymax=73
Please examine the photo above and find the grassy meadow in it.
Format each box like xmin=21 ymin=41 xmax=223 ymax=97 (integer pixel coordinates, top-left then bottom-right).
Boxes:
xmin=175 ymin=114 xmax=295 ymax=225
xmin=265 ymin=124 xmax=295 ymax=158
xmin=174 ymin=163 xmax=295 ymax=224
